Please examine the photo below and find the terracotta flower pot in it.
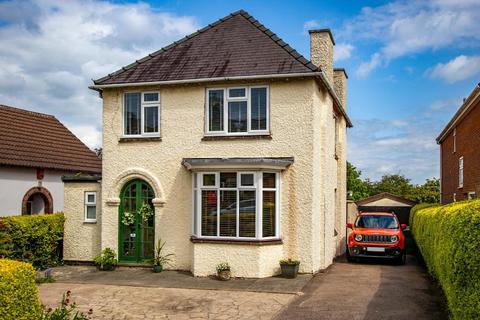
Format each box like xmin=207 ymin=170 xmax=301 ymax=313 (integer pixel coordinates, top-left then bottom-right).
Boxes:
xmin=217 ymin=270 xmax=231 ymax=281
xmin=280 ymin=263 xmax=299 ymax=278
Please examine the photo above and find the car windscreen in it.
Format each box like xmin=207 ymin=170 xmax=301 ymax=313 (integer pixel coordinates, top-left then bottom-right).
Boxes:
xmin=355 ymin=215 xmax=399 ymax=229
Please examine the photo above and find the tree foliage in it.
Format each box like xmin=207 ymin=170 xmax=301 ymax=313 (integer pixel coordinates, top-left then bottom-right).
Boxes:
xmin=347 ymin=162 xmax=440 ymax=203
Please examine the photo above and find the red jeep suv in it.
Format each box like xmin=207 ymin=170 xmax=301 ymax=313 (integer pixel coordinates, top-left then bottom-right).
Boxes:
xmin=346 ymin=212 xmax=407 ymax=264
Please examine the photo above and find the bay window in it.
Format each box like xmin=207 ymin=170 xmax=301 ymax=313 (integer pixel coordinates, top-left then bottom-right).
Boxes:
xmin=124 ymin=92 xmax=160 ymax=136
xmin=206 ymin=86 xmax=269 ymax=135
xmin=192 ymin=171 xmax=279 ymax=239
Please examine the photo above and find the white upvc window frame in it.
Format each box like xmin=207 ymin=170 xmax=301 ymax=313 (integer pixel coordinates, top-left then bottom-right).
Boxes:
xmin=192 ymin=171 xmax=280 ymax=240
xmin=205 ymin=86 xmax=270 ymax=136
xmin=459 ymin=156 xmax=464 ymax=188
xmin=468 ymin=192 xmax=476 ymax=200
xmin=123 ymin=91 xmax=161 ymax=137
xmin=84 ymin=192 xmax=97 ymax=223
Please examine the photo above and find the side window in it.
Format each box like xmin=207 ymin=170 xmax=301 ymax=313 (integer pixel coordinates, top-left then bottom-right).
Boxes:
xmin=85 ymin=192 xmax=97 ymax=222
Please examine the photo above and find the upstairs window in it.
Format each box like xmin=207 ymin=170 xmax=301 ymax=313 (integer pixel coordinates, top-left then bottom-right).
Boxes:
xmin=206 ymin=86 xmax=269 ymax=135
xmin=124 ymin=92 xmax=160 ymax=136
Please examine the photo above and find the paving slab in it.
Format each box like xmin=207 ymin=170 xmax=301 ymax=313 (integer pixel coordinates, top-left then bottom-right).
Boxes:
xmin=50 ymin=265 xmax=311 ymax=294
xmin=39 ymin=283 xmax=294 ymax=320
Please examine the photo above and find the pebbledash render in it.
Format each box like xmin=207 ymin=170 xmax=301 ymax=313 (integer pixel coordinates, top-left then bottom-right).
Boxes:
xmin=63 ymin=10 xmax=352 ymax=277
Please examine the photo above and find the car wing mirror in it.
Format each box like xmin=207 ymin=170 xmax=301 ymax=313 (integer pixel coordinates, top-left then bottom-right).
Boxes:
xmin=401 ymin=224 xmax=407 ymax=230
xmin=346 ymin=223 xmax=353 ymax=229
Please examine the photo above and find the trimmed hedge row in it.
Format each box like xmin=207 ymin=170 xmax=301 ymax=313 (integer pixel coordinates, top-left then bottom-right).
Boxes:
xmin=0 ymin=258 xmax=42 ymax=319
xmin=410 ymin=200 xmax=480 ymax=320
xmin=0 ymin=213 xmax=64 ymax=269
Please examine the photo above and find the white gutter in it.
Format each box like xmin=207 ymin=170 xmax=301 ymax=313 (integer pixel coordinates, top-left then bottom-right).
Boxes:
xmin=89 ymin=72 xmax=320 ymax=89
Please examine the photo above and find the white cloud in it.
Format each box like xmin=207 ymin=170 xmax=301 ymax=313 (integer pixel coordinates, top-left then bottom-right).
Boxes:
xmin=0 ymin=0 xmax=198 ymax=148
xmin=427 ymin=55 xmax=480 ymax=83
xmin=342 ymin=0 xmax=480 ymax=76
xmin=355 ymin=53 xmax=382 ymax=78
xmin=303 ymin=20 xmax=319 ymax=33
xmin=334 ymin=43 xmax=354 ymax=62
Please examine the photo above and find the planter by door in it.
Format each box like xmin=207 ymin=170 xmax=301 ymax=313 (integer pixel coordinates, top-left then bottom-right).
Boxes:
xmin=119 ymin=179 xmax=155 ymax=263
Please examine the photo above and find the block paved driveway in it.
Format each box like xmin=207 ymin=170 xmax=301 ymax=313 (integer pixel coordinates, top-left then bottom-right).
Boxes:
xmin=40 ymin=255 xmax=446 ymax=319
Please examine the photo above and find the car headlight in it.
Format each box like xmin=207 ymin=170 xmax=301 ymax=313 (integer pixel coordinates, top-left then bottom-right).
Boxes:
xmin=354 ymin=234 xmax=363 ymax=242
xmin=390 ymin=235 xmax=398 ymax=243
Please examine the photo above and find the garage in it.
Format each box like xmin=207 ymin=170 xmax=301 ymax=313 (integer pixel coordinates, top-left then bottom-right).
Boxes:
xmin=355 ymin=192 xmax=417 ymax=225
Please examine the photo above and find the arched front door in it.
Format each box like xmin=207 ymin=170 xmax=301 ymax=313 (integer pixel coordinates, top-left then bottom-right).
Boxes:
xmin=119 ymin=179 xmax=155 ymax=263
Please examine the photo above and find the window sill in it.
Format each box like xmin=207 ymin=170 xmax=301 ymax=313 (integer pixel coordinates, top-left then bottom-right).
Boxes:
xmin=190 ymin=236 xmax=282 ymax=246
xmin=119 ymin=137 xmax=162 ymax=143
xmin=83 ymin=221 xmax=97 ymax=224
xmin=201 ymin=134 xmax=272 ymax=141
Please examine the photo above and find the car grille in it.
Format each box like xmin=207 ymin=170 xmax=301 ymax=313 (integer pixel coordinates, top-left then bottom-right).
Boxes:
xmin=362 ymin=235 xmax=392 ymax=243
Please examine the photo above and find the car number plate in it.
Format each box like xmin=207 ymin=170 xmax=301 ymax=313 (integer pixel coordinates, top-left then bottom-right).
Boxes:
xmin=366 ymin=247 xmax=385 ymax=252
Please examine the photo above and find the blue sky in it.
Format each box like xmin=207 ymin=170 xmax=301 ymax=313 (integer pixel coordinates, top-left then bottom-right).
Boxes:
xmin=0 ymin=0 xmax=479 ymax=183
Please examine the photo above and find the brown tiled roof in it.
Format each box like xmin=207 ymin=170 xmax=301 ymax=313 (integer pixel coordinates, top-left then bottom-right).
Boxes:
xmin=0 ymin=104 xmax=101 ymax=173
xmin=94 ymin=10 xmax=318 ymax=85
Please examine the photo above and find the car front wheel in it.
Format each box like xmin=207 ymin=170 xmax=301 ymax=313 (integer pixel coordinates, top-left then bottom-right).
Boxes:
xmin=395 ymin=251 xmax=406 ymax=265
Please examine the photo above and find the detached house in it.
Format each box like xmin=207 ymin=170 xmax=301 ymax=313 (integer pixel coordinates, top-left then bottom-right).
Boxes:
xmin=63 ymin=10 xmax=352 ymax=277
xmin=0 ymin=104 xmax=101 ymax=216
xmin=437 ymin=83 xmax=480 ymax=204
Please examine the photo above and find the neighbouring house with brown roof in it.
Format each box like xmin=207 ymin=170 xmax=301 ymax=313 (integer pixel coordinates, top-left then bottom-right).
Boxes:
xmin=0 ymin=105 xmax=101 ymax=216
xmin=437 ymin=83 xmax=480 ymax=204
xmin=63 ymin=10 xmax=351 ymax=277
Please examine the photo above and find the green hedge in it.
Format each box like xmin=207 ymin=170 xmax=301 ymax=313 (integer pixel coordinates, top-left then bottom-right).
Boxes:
xmin=0 ymin=258 xmax=42 ymax=319
xmin=410 ymin=200 xmax=480 ymax=319
xmin=0 ymin=213 xmax=64 ymax=269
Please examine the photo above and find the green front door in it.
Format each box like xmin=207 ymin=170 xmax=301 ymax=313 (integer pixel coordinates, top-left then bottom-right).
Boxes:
xmin=119 ymin=179 xmax=155 ymax=263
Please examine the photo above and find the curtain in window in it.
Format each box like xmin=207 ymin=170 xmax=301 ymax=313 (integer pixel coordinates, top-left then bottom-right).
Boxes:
xmin=251 ymin=87 xmax=267 ymax=130
xmin=209 ymin=90 xmax=224 ymax=131
xmin=220 ymin=190 xmax=237 ymax=236
xmin=124 ymin=93 xmax=141 ymax=135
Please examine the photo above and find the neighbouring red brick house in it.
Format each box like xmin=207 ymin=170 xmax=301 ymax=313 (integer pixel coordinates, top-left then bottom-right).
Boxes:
xmin=437 ymin=83 xmax=480 ymax=204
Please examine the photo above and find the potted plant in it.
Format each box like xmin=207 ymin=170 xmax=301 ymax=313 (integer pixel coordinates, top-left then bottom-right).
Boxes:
xmin=121 ymin=211 xmax=135 ymax=226
xmin=137 ymin=202 xmax=154 ymax=222
xmin=94 ymin=248 xmax=118 ymax=271
xmin=279 ymin=259 xmax=300 ymax=278
xmin=153 ymin=239 xmax=174 ymax=273
xmin=216 ymin=262 xmax=231 ymax=281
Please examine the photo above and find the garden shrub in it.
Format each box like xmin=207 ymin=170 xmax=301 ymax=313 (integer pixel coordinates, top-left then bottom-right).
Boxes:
xmin=0 ymin=213 xmax=64 ymax=269
xmin=0 ymin=258 xmax=42 ymax=319
xmin=410 ymin=200 xmax=480 ymax=320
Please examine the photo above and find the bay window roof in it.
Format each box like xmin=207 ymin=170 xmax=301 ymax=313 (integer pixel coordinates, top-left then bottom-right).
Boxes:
xmin=182 ymin=157 xmax=294 ymax=170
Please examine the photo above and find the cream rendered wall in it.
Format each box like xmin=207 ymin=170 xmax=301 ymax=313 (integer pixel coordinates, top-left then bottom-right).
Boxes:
xmin=63 ymin=182 xmax=102 ymax=261
xmin=100 ymin=78 xmax=338 ymax=277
